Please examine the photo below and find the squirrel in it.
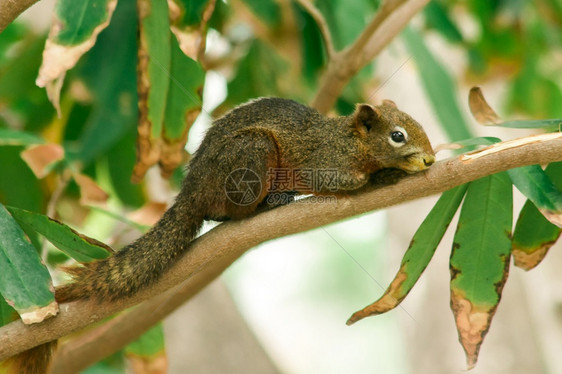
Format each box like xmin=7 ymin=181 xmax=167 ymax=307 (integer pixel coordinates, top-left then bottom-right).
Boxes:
xmin=7 ymin=97 xmax=435 ymax=373
xmin=55 ymin=97 xmax=434 ymax=302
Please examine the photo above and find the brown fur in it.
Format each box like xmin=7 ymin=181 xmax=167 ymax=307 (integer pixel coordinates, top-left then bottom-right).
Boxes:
xmin=10 ymin=98 xmax=435 ymax=372
xmin=2 ymin=341 xmax=57 ymax=374
xmin=55 ymin=98 xmax=433 ymax=303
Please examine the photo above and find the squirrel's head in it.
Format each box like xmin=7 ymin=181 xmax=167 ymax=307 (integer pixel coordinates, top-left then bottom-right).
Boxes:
xmin=352 ymin=100 xmax=435 ymax=173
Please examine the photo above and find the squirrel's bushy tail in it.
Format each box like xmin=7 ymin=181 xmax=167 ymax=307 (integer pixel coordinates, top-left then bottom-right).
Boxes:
xmin=1 ymin=341 xmax=57 ymax=374
xmin=56 ymin=193 xmax=204 ymax=303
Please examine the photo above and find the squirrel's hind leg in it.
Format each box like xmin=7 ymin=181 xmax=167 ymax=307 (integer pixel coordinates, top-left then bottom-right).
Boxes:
xmin=218 ymin=131 xmax=280 ymax=219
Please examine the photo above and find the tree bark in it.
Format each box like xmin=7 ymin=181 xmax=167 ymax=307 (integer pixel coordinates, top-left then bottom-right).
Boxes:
xmin=0 ymin=0 xmax=40 ymax=33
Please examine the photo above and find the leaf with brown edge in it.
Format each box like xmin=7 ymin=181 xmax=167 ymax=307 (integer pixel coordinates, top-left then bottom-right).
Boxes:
xmin=450 ymin=290 xmax=496 ymax=369
xmin=347 ymin=184 xmax=467 ymax=325
xmin=512 ymin=199 xmax=561 ymax=270
xmin=159 ymin=37 xmax=204 ymax=178
xmin=169 ymin=0 xmax=217 ymax=62
xmin=450 ymin=173 xmax=512 ymax=369
xmin=7 ymin=205 xmax=113 ymax=263
xmin=0 ymin=204 xmax=58 ymax=325
xmin=73 ymin=173 xmax=109 ymax=206
xmin=20 ymin=144 xmax=64 ymax=178
xmin=468 ymin=86 xmax=501 ymax=125
xmin=508 ymin=164 xmax=562 ymax=228
xmin=512 ymin=162 xmax=562 ymax=269
xmin=36 ymin=0 xmax=118 ymax=114
xmin=132 ymin=0 xmax=172 ymax=183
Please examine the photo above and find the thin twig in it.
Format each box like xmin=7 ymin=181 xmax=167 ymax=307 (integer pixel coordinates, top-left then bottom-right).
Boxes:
xmin=311 ymin=0 xmax=430 ymax=113
xmin=1 ymin=135 xmax=561 ymax=362
xmin=294 ymin=0 xmax=335 ymax=58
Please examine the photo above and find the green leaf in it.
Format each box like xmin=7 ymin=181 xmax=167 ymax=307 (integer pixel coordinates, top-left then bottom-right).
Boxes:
xmin=71 ymin=0 xmax=138 ymax=165
xmin=423 ymin=1 xmax=463 ymax=44
xmin=507 ymin=165 xmax=562 ymax=213
xmin=508 ymin=56 xmax=562 ymax=119
xmin=125 ymin=323 xmax=166 ymax=357
xmin=347 ymin=184 xmax=468 ymax=324
xmin=54 ymin=0 xmax=116 ymax=45
xmin=446 ymin=136 xmax=500 ymax=151
xmin=450 ymin=173 xmax=512 ymax=368
xmin=0 ymin=296 xmax=17 ymax=327
xmin=489 ymin=118 xmax=561 ymax=130
xmin=546 ymin=161 xmax=562 ymax=188
xmin=0 ymin=146 xmax=44 ymax=213
xmin=7 ymin=206 xmax=112 ymax=263
xmin=153 ymin=36 xmax=205 ymax=176
xmin=316 ymin=0 xmax=379 ymax=50
xmin=293 ymin=2 xmax=327 ymax=86
xmin=0 ymin=129 xmax=44 ymax=146
xmin=0 ymin=33 xmax=55 ymax=132
xmin=106 ymin=129 xmax=146 ymax=208
xmin=0 ymin=204 xmax=56 ymax=323
xmin=512 ymin=162 xmax=562 ymax=270
xmin=0 ymin=22 xmax=27 ymax=65
xmin=402 ymin=26 xmax=473 ymax=142
xmin=81 ymin=351 xmax=125 ymax=374
xmin=162 ymin=37 xmax=204 ymax=142
xmin=512 ymin=200 xmax=561 ymax=270
xmin=222 ymin=40 xmax=289 ymax=108
xmin=88 ymin=206 xmax=150 ymax=232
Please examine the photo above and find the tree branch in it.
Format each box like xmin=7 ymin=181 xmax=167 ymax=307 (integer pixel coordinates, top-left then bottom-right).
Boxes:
xmin=311 ymin=0 xmax=429 ymax=113
xmin=1 ymin=134 xmax=562 ymax=362
xmin=50 ymin=276 xmax=221 ymax=373
xmin=294 ymin=0 xmax=335 ymax=59
xmin=0 ymin=0 xmax=40 ymax=33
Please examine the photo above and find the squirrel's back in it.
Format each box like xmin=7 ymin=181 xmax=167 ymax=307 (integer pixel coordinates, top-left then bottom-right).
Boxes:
xmin=213 ymin=97 xmax=324 ymax=132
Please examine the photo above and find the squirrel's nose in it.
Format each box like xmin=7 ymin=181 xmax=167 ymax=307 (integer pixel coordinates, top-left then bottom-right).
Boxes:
xmin=423 ymin=155 xmax=435 ymax=167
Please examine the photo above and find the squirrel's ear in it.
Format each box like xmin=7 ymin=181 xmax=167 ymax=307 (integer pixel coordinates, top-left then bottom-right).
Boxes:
xmin=353 ymin=104 xmax=381 ymax=136
xmin=382 ymin=99 xmax=397 ymax=108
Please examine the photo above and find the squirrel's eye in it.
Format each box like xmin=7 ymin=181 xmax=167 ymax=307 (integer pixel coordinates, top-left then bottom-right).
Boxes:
xmin=391 ymin=131 xmax=405 ymax=143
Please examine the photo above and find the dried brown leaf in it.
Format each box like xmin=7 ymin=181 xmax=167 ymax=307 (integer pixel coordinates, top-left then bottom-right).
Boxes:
xmin=128 ymin=202 xmax=168 ymax=227
xmin=20 ymin=301 xmax=59 ymax=325
xmin=36 ymin=0 xmax=117 ymax=113
xmin=346 ymin=267 xmax=407 ymax=325
xmin=450 ymin=290 xmax=495 ymax=369
xmin=512 ymin=244 xmax=552 ymax=271
xmin=468 ymin=87 xmax=501 ymax=125
xmin=159 ymin=109 xmax=199 ymax=178
xmin=20 ymin=144 xmax=65 ymax=178
xmin=132 ymin=1 xmax=162 ymax=183
xmin=73 ymin=173 xmax=109 ymax=206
